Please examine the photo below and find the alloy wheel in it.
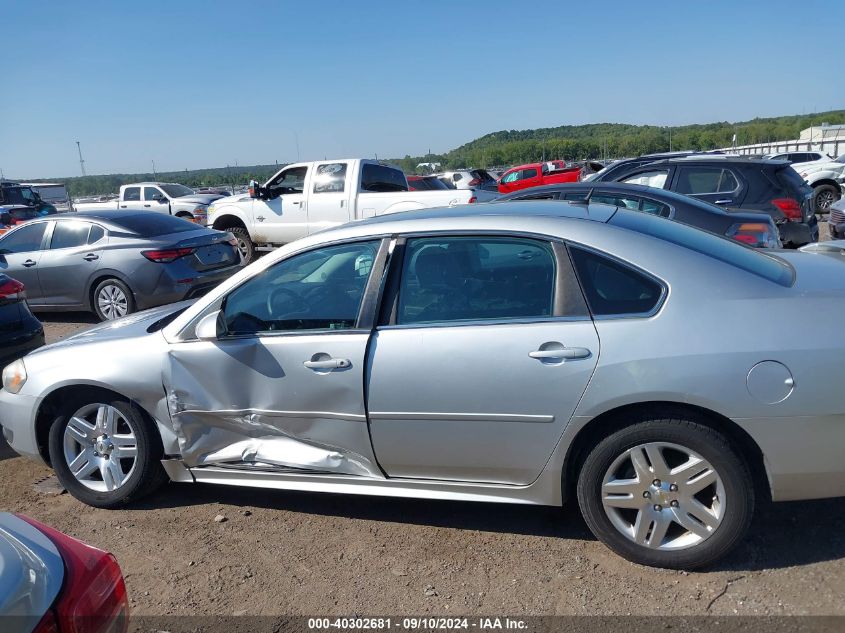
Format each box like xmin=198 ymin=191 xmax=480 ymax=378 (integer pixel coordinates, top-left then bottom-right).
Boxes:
xmin=816 ymin=189 xmax=836 ymax=211
xmin=63 ymin=403 xmax=138 ymax=492
xmin=601 ymin=441 xmax=726 ymax=551
xmin=97 ymin=284 xmax=129 ymax=319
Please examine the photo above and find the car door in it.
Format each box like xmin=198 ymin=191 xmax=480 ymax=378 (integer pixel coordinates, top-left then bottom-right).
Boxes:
xmin=164 ymin=238 xmax=387 ymax=475
xmin=253 ymin=165 xmax=310 ymax=244
xmin=143 ymin=186 xmax=170 ymax=214
xmin=306 ymin=162 xmax=352 ymax=234
xmin=366 ymin=234 xmax=600 ymax=485
xmin=37 ymin=220 xmax=105 ymax=307
xmin=119 ymin=186 xmax=144 ymax=211
xmin=0 ymin=222 xmax=49 ymax=304
xmin=670 ymin=165 xmax=744 ymax=208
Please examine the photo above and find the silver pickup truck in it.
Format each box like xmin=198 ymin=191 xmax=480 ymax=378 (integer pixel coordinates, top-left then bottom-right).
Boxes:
xmin=74 ymin=182 xmax=223 ymax=224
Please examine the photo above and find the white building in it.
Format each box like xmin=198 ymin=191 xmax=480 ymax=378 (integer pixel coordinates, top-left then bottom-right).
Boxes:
xmin=799 ymin=123 xmax=845 ymax=142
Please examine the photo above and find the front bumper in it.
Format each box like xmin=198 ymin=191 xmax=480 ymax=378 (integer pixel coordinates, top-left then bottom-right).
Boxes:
xmin=0 ymin=391 xmax=43 ymax=463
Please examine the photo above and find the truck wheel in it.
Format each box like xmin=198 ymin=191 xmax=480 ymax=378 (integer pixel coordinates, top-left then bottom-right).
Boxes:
xmin=230 ymin=227 xmax=255 ymax=264
xmin=93 ymin=278 xmax=135 ymax=321
xmin=813 ymin=184 xmax=840 ymax=214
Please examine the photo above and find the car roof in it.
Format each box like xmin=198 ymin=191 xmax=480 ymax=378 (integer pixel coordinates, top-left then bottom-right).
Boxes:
xmin=647 ymin=155 xmax=788 ymax=166
xmin=70 ymin=210 xmax=174 ymax=223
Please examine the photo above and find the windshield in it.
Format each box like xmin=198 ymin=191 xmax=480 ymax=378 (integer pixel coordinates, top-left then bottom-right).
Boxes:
xmin=160 ymin=184 xmax=195 ymax=198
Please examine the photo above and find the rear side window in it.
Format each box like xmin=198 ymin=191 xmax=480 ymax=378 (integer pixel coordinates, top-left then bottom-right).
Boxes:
xmin=108 ymin=214 xmax=197 ymax=237
xmin=675 ymin=167 xmax=739 ymax=194
xmin=123 ymin=187 xmax=141 ymax=201
xmin=313 ymin=163 xmax=347 ymax=194
xmin=621 ymin=170 xmax=668 ymax=188
xmin=361 ymin=164 xmax=407 ymax=192
xmin=774 ymin=165 xmax=813 ymax=197
xmin=51 ymin=221 xmax=91 ymax=249
xmin=570 ymin=247 xmax=664 ymax=316
xmin=88 ymin=225 xmax=106 ymax=244
xmin=609 ymin=211 xmax=794 ymax=286
xmin=522 ymin=168 xmax=538 ymax=179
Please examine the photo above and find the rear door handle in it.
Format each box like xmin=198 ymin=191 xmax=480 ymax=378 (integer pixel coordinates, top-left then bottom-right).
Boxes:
xmin=529 ymin=347 xmax=591 ymax=360
xmin=83 ymin=253 xmax=99 ymax=261
xmin=714 ymin=199 xmax=733 ymax=205
xmin=304 ymin=358 xmax=351 ymax=370
xmin=120 ymin=205 xmax=128 ymax=208
xmin=22 ymin=259 xmax=37 ymax=268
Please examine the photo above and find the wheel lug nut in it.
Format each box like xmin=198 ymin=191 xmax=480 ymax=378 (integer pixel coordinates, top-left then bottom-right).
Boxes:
xmin=670 ymin=500 xmax=679 ymax=508
xmin=643 ymin=491 xmax=651 ymax=498
xmin=669 ymin=484 xmax=678 ymax=492
xmin=653 ymin=504 xmax=662 ymax=511
xmin=653 ymin=479 xmax=661 ymax=486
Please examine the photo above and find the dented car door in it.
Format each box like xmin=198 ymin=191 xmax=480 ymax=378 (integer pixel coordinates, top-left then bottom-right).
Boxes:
xmin=164 ymin=239 xmax=386 ymax=476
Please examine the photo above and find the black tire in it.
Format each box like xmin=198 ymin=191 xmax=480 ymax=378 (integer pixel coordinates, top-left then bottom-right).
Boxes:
xmin=813 ymin=184 xmax=840 ymax=214
xmin=92 ymin=277 xmax=136 ymax=321
xmin=230 ymin=226 xmax=255 ymax=264
xmin=576 ymin=416 xmax=754 ymax=570
xmin=48 ymin=395 xmax=168 ymax=509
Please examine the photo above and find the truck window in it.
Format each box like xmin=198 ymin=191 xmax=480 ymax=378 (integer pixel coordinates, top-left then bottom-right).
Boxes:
xmin=313 ymin=163 xmax=347 ymax=194
xmin=144 ymin=187 xmax=165 ymax=201
xmin=124 ymin=187 xmax=141 ymax=201
xmin=361 ymin=164 xmax=407 ymax=193
xmin=268 ymin=167 xmax=307 ymax=194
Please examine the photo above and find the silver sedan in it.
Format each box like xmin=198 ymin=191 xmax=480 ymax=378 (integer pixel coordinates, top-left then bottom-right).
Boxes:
xmin=2 ymin=201 xmax=844 ymax=569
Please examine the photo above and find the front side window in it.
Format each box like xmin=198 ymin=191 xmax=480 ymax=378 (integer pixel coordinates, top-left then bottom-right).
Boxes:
xmin=123 ymin=187 xmax=141 ymax=201
xmin=621 ymin=170 xmax=669 ymax=188
xmin=312 ymin=163 xmax=347 ymax=194
xmin=144 ymin=187 xmax=165 ymax=201
xmin=268 ymin=167 xmax=307 ymax=194
xmin=570 ymin=247 xmax=664 ymax=317
xmin=501 ymin=170 xmax=520 ymax=184
xmin=222 ymin=240 xmax=380 ymax=335
xmin=675 ymin=167 xmax=739 ymax=194
xmin=159 ymin=184 xmax=194 ymax=198
xmin=397 ymin=236 xmax=556 ymax=325
xmin=0 ymin=222 xmax=47 ymax=254
xmin=50 ymin=221 xmax=91 ymax=249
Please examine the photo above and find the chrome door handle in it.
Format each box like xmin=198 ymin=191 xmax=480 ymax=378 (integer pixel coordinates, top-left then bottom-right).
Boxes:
xmin=22 ymin=259 xmax=37 ymax=268
xmin=144 ymin=204 xmax=151 ymax=208
xmin=529 ymin=347 xmax=591 ymax=360
xmin=304 ymin=358 xmax=351 ymax=370
xmin=120 ymin=205 xmax=128 ymax=208
xmin=714 ymin=199 xmax=733 ymax=205
xmin=83 ymin=253 xmax=99 ymax=261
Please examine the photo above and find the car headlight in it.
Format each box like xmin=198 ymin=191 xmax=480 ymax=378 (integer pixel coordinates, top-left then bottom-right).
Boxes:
xmin=2 ymin=359 xmax=27 ymax=394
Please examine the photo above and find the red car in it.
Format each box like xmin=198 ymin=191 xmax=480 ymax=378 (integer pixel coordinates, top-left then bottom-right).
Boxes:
xmin=497 ymin=161 xmax=582 ymax=194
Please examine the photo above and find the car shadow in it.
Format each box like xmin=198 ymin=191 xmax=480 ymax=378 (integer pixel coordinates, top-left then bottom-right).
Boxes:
xmin=0 ymin=435 xmax=17 ymax=462
xmin=38 ymin=312 xmax=99 ymax=324
xmin=135 ymin=480 xmax=845 ymax=570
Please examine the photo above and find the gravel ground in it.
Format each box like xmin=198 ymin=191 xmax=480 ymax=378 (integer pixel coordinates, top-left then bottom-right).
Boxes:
xmin=1 ymin=225 xmax=842 ymax=617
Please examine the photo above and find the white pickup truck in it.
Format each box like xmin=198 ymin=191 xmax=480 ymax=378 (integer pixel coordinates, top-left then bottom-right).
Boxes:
xmin=74 ymin=182 xmax=224 ymax=223
xmin=207 ymin=159 xmax=474 ymax=262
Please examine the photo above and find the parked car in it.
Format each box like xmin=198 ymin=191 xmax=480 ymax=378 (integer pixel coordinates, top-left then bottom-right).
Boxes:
xmin=20 ymin=182 xmax=74 ymax=213
xmin=0 ymin=182 xmax=58 ymax=217
xmin=436 ymin=169 xmax=499 ymax=192
xmin=827 ymin=197 xmax=845 ymax=239
xmin=497 ymin=182 xmax=780 ymax=248
xmin=0 ymin=275 xmax=44 ymax=368
xmin=0 ymin=211 xmax=242 ymax=321
xmin=787 ymin=154 xmax=844 ymax=213
xmin=762 ymin=151 xmax=829 ymax=165
xmin=74 ymin=182 xmax=224 ymax=224
xmin=0 ymin=512 xmax=128 ymax=633
xmin=207 ymin=159 xmax=474 ymax=264
xmin=592 ymin=155 xmax=817 ymax=248
xmin=406 ymin=175 xmax=451 ymax=191
xmin=4 ymin=201 xmax=844 ymax=570
xmin=497 ymin=162 xmax=581 ymax=194
xmin=580 ymin=152 xmax=709 ymax=183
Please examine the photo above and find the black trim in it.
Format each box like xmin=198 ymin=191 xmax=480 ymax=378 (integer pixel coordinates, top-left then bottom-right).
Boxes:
xmin=355 ymin=237 xmax=392 ymax=330
xmin=552 ymin=241 xmax=589 ymax=318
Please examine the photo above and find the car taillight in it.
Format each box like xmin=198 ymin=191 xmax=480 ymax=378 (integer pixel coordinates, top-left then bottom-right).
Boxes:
xmin=772 ymin=197 xmax=802 ymax=221
xmin=17 ymin=514 xmax=129 ymax=633
xmin=0 ymin=277 xmax=25 ymax=300
xmin=726 ymin=222 xmax=778 ymax=248
xmin=468 ymin=196 xmax=477 ymax=204
xmin=141 ymin=247 xmax=196 ymax=263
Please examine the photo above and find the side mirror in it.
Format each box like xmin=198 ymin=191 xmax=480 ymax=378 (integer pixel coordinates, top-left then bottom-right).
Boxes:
xmin=195 ymin=310 xmax=224 ymax=341
xmin=248 ymin=180 xmax=261 ymax=199
xmin=158 ymin=197 xmax=168 ymax=204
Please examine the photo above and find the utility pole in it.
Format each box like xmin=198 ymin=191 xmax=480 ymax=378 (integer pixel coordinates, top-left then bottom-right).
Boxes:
xmin=76 ymin=141 xmax=87 ymax=176
xmin=151 ymin=160 xmax=157 ymax=179
xmin=294 ymin=132 xmax=301 ymax=162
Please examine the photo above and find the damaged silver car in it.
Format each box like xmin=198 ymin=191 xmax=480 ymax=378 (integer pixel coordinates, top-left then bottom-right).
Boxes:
xmin=3 ymin=201 xmax=845 ymax=569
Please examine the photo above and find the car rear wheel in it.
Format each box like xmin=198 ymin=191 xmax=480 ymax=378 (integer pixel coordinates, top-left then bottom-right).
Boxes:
xmin=93 ymin=278 xmax=135 ymax=321
xmin=48 ymin=397 xmax=168 ymax=508
xmin=230 ymin=227 xmax=255 ymax=264
xmin=576 ymin=417 xmax=754 ymax=569
xmin=813 ymin=184 xmax=840 ymax=213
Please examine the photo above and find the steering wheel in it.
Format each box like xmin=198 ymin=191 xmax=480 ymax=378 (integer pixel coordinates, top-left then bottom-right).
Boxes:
xmin=266 ymin=286 xmax=308 ymax=318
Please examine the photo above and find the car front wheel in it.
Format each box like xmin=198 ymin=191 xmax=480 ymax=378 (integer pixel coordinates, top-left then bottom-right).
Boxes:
xmin=48 ymin=397 xmax=168 ymax=508
xmin=577 ymin=417 xmax=754 ymax=569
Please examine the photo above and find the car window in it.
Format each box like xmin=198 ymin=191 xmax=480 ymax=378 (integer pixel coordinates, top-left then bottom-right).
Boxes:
xmin=144 ymin=187 xmax=165 ymax=201
xmin=123 ymin=187 xmax=141 ymax=201
xmin=360 ymin=164 xmax=407 ymax=192
xmin=0 ymin=222 xmax=47 ymax=254
xmin=312 ymin=162 xmax=347 ymax=194
xmin=522 ymin=168 xmax=538 ymax=180
xmin=569 ymin=247 xmax=664 ymax=316
xmin=675 ymin=167 xmax=739 ymax=194
xmin=640 ymin=198 xmax=671 ymax=217
xmin=268 ymin=167 xmax=307 ymax=194
xmin=514 ymin=192 xmax=559 ymax=200
xmin=88 ymin=224 xmax=106 ymax=244
xmin=453 ymin=173 xmax=463 ymax=182
xmin=107 ymin=213 xmax=198 ymax=237
xmin=621 ymin=170 xmax=668 ymax=188
xmin=222 ymin=240 xmax=380 ymax=335
xmin=397 ymin=236 xmax=556 ymax=325
xmin=50 ymin=221 xmax=91 ymax=249
xmin=501 ymin=171 xmax=520 ymax=184
xmin=563 ymin=192 xmax=589 ymax=201
xmin=592 ymin=193 xmax=641 ymax=211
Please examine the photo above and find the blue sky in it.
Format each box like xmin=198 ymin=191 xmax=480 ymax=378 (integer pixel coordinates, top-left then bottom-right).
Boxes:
xmin=2 ymin=0 xmax=841 ymax=178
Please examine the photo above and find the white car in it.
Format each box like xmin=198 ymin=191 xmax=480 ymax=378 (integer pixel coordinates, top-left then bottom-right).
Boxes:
xmin=765 ymin=153 xmax=845 ymax=212
xmin=435 ymin=169 xmax=499 ymax=202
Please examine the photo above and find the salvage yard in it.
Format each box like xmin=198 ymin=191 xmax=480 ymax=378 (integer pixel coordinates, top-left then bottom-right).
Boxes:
xmin=0 ymin=283 xmax=842 ymax=617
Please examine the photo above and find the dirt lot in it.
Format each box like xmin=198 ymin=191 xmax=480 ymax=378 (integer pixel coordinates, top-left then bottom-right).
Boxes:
xmin=2 ymin=231 xmax=843 ymax=618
